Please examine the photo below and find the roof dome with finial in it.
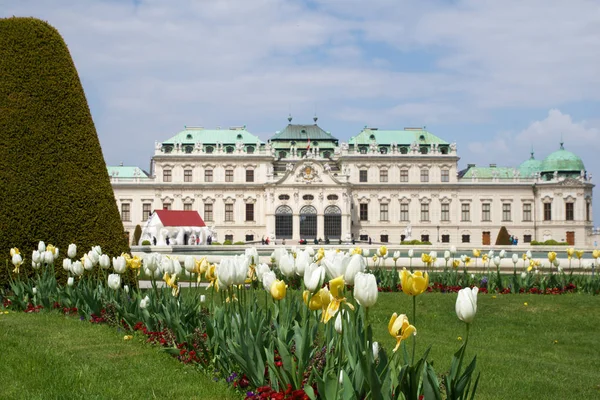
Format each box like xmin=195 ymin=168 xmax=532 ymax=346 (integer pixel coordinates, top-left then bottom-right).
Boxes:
xmin=540 ymin=141 xmax=585 ymax=174
xmin=518 ymin=149 xmax=542 ymax=177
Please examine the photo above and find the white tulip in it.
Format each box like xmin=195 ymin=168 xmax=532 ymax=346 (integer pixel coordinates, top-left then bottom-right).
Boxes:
xmin=553 ymin=258 xmax=560 ymax=267
xmin=43 ymin=250 xmax=54 ymax=264
xmin=450 ymin=246 xmax=457 ymax=255
xmin=67 ymin=277 xmax=74 ymax=287
xmin=429 ymin=251 xmax=438 ymax=260
xmin=512 ymin=254 xmax=519 ymax=263
xmin=339 ymin=370 xmax=344 ymax=385
xmin=455 ymin=287 xmax=478 ymax=324
xmin=63 ymin=258 xmax=72 ymax=272
xmin=557 ymin=266 xmax=563 ymax=273
xmin=38 ymin=241 xmax=46 ymax=252
xmin=526 ymin=250 xmax=532 ymax=259
xmin=499 ymin=249 xmax=506 ymax=258
xmin=470 ymin=273 xmax=475 ymax=279
xmin=140 ymin=295 xmax=150 ymax=309
xmin=372 ymin=342 xmax=380 ymax=361
xmin=32 ymin=250 xmax=41 ymax=264
xmin=488 ymin=250 xmax=494 ymax=259
xmin=353 ymin=272 xmax=378 ymax=308
xmin=334 ymin=311 xmax=343 ymax=334
xmin=245 ymin=247 xmax=259 ymax=264
xmin=160 ymin=257 xmax=173 ymax=274
xmin=393 ymin=250 xmax=401 ymax=260
xmin=322 ymin=252 xmax=347 ymax=280
xmin=87 ymin=250 xmax=99 ymax=266
xmin=67 ymin=243 xmax=77 ymax=259
xmin=295 ymin=250 xmax=311 ymax=276
xmin=444 ymin=250 xmax=451 ymax=261
xmin=362 ymin=249 xmax=370 ymax=257
xmin=32 ymin=261 xmax=41 ymax=269
xmin=345 ymin=254 xmax=366 ymax=285
xmin=520 ymin=271 xmax=527 ymax=279
xmin=99 ymin=254 xmax=111 ymax=269
xmin=11 ymin=253 xmax=22 ymax=267
xmin=262 ymin=270 xmax=277 ymax=292
xmin=124 ymin=285 xmax=129 ymax=293
xmin=200 ymin=295 xmax=206 ymax=303
xmin=256 ymin=263 xmax=271 ymax=282
xmin=408 ymin=249 xmax=414 ymax=258
xmin=184 ymin=256 xmax=195 ymax=273
xmin=92 ymin=246 xmax=102 ymax=256
xmin=107 ymin=273 xmax=121 ymax=290
xmin=232 ymin=254 xmax=250 ymax=285
xmin=272 ymin=248 xmax=288 ymax=265
xmin=83 ymin=255 xmax=94 ymax=271
xmin=304 ymin=263 xmax=325 ymax=293
xmin=173 ymin=258 xmax=183 ymax=276
xmin=279 ymin=253 xmax=296 ymax=278
xmin=305 ymin=246 xmax=315 ymax=257
xmin=32 ymin=287 xmax=37 ymax=295
xmin=493 ymin=256 xmax=501 ymax=267
xmin=217 ymin=259 xmax=235 ymax=288
xmin=145 ymin=253 xmax=160 ymax=272
xmin=112 ymin=256 xmax=127 ymax=274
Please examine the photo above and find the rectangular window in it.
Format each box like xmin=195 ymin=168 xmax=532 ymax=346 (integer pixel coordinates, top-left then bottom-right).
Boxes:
xmin=246 ymin=169 xmax=254 ymax=182
xmin=379 ymin=169 xmax=388 ymax=183
xmin=482 ymin=203 xmax=491 ymax=221
xmin=421 ymin=234 xmax=430 ymax=243
xmin=586 ymin=202 xmax=590 ymax=221
xmin=359 ymin=234 xmax=368 ymax=241
xmin=162 ymin=203 xmax=171 ymax=210
xmin=461 ymin=203 xmax=470 ymax=221
xmin=245 ymin=234 xmax=254 ymax=242
xmin=245 ymin=203 xmax=254 ymax=221
xmin=204 ymin=169 xmax=213 ymax=182
xmin=225 ymin=169 xmax=234 ymax=182
xmin=225 ymin=204 xmax=234 ymax=221
xmin=566 ymin=202 xmax=574 ymax=221
xmin=360 ymin=204 xmax=368 ymax=221
xmin=441 ymin=234 xmax=450 ymax=243
xmin=523 ymin=203 xmax=532 ymax=221
xmin=462 ymin=234 xmax=470 ymax=243
xmin=400 ymin=204 xmax=409 ymax=221
xmin=502 ymin=203 xmax=511 ymax=221
xmin=523 ymin=234 xmax=532 ymax=243
xmin=420 ymin=169 xmax=429 ymax=183
xmin=544 ymin=203 xmax=552 ymax=221
xmin=204 ymin=204 xmax=213 ymax=221
xmin=225 ymin=234 xmax=234 ymax=242
xmin=184 ymin=169 xmax=192 ymax=182
xmin=380 ymin=235 xmax=388 ymax=243
xmin=420 ymin=203 xmax=429 ymax=221
xmin=163 ymin=170 xmax=172 ymax=182
xmin=184 ymin=203 xmax=192 ymax=211
xmin=142 ymin=203 xmax=152 ymax=221
xmin=359 ymin=170 xmax=368 ymax=182
xmin=441 ymin=203 xmax=450 ymax=221
xmin=441 ymin=169 xmax=449 ymax=182
xmin=400 ymin=169 xmax=409 ymax=182
xmin=380 ymin=204 xmax=389 ymax=221
xmin=121 ymin=203 xmax=130 ymax=221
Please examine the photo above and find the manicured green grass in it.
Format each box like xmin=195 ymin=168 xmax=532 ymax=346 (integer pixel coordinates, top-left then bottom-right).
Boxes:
xmin=368 ymin=292 xmax=600 ymax=400
xmin=0 ymin=311 xmax=238 ymax=400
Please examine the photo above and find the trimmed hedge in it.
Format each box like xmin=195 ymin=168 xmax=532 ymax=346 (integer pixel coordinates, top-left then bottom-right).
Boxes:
xmin=0 ymin=17 xmax=130 ymax=286
xmin=531 ymin=240 xmax=569 ymax=246
xmin=400 ymin=240 xmax=432 ymax=245
xmin=133 ymin=225 xmax=142 ymax=246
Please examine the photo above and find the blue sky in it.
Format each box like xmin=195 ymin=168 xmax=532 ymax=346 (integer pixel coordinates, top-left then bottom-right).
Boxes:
xmin=3 ymin=0 xmax=600 ymax=224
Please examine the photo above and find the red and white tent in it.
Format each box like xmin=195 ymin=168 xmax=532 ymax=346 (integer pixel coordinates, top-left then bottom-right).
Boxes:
xmin=139 ymin=210 xmax=214 ymax=245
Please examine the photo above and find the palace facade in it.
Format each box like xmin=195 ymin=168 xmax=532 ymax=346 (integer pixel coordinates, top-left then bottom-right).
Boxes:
xmin=109 ymin=118 xmax=594 ymax=246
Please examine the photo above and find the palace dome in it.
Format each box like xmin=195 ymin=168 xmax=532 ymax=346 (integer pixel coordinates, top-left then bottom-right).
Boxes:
xmin=540 ymin=143 xmax=585 ymax=173
xmin=518 ymin=152 xmax=542 ymax=178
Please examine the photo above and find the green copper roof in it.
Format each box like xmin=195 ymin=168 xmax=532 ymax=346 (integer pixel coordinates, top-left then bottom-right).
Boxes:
xmin=518 ymin=152 xmax=542 ymax=178
xmin=272 ymin=141 xmax=337 ymax=150
xmin=348 ymin=128 xmax=449 ymax=146
xmin=461 ymin=166 xmax=517 ymax=179
xmin=107 ymin=166 xmax=149 ymax=178
xmin=269 ymin=123 xmax=338 ymax=142
xmin=163 ymin=127 xmax=262 ymax=145
xmin=540 ymin=143 xmax=585 ymax=173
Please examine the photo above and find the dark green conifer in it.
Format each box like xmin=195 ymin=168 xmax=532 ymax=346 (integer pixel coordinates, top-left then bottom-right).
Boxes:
xmin=495 ymin=226 xmax=512 ymax=246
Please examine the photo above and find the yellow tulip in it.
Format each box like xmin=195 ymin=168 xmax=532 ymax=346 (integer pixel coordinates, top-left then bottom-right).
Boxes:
xmin=205 ymin=264 xmax=219 ymax=291
xmin=547 ymin=252 xmax=557 ymax=263
xmin=129 ymin=256 xmax=142 ymax=271
xmin=379 ymin=245 xmax=388 ymax=257
xmin=566 ymin=248 xmax=575 ymax=259
xmin=270 ymin=280 xmax=287 ymax=301
xmin=304 ymin=288 xmax=331 ymax=311
xmin=350 ymin=247 xmax=363 ymax=256
xmin=329 ymin=276 xmax=345 ymax=298
xmin=163 ymin=272 xmax=179 ymax=296
xmin=388 ymin=313 xmax=416 ymax=352
xmin=324 ymin=277 xmax=354 ymax=323
xmin=194 ymin=257 xmax=209 ymax=275
xmin=10 ymin=247 xmax=20 ymax=257
xmin=575 ymin=250 xmax=584 ymax=260
xmin=522 ymin=253 xmax=528 ymax=261
xmin=472 ymin=249 xmax=481 ymax=258
xmin=462 ymin=256 xmax=471 ymax=266
xmin=481 ymin=254 xmax=489 ymax=264
xmin=452 ymin=259 xmax=460 ymax=269
xmin=593 ymin=250 xmax=600 ymax=259
xmin=399 ymin=268 xmax=429 ymax=296
xmin=421 ymin=253 xmax=432 ymax=265
xmin=372 ymin=255 xmax=378 ymax=263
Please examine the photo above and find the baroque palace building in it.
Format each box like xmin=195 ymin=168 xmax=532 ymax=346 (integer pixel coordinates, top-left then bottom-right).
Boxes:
xmin=109 ymin=117 xmax=594 ymax=246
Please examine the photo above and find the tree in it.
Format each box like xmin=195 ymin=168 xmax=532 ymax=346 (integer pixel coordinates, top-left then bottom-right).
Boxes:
xmin=495 ymin=226 xmax=512 ymax=246
xmin=0 ymin=17 xmax=130 ymax=285
xmin=133 ymin=225 xmax=142 ymax=246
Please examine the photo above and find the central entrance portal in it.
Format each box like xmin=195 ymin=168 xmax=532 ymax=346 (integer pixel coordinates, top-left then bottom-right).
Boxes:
xmin=299 ymin=205 xmax=317 ymax=239
xmin=275 ymin=205 xmax=293 ymax=239
xmin=324 ymin=205 xmax=341 ymax=239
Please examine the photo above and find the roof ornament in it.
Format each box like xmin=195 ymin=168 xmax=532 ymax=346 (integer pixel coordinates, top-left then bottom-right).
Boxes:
xmin=560 ymin=133 xmax=564 ymax=150
xmin=288 ymin=114 xmax=293 ymax=123
xmin=313 ymin=115 xmax=318 ymax=123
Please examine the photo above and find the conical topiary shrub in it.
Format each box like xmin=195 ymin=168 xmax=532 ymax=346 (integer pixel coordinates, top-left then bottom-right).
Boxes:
xmin=0 ymin=17 xmax=130 ymax=286
xmin=495 ymin=226 xmax=512 ymax=246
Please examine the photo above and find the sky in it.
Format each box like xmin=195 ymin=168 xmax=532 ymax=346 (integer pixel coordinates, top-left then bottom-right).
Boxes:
xmin=3 ymin=0 xmax=600 ymax=224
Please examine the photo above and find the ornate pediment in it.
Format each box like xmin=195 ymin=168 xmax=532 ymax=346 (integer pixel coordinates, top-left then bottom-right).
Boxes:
xmin=294 ymin=162 xmax=323 ymax=183
xmin=557 ymin=178 xmax=584 ymax=187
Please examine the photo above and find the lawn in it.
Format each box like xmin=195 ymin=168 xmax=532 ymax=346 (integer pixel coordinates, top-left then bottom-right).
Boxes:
xmin=1 ymin=292 xmax=599 ymax=399
xmin=0 ymin=311 xmax=237 ymax=400
xmin=368 ymin=292 xmax=600 ymax=399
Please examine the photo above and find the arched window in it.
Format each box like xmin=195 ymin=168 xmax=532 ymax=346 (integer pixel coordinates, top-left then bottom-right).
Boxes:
xmin=205 ymin=146 xmax=214 ymax=154
xmin=275 ymin=205 xmax=293 ymax=239
xmin=327 ymin=194 xmax=339 ymax=201
xmin=279 ymin=194 xmax=290 ymax=200
xmin=324 ymin=205 xmax=341 ymax=239
xmin=300 ymin=205 xmax=317 ymax=238
xmin=303 ymin=194 xmax=314 ymax=201
xmin=226 ymin=146 xmax=234 ymax=154
xmin=246 ymin=146 xmax=255 ymax=154
xmin=400 ymin=147 xmax=408 ymax=154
